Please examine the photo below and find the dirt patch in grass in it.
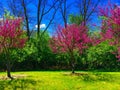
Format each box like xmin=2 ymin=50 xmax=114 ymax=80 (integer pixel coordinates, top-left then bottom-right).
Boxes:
xmin=63 ymin=72 xmax=88 ymax=76
xmin=0 ymin=75 xmax=27 ymax=80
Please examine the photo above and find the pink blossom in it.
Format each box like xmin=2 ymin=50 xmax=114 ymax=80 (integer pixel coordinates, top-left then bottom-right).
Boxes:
xmin=50 ymin=24 xmax=91 ymax=54
xmin=99 ymin=2 xmax=120 ymax=60
xmin=0 ymin=18 xmax=27 ymax=52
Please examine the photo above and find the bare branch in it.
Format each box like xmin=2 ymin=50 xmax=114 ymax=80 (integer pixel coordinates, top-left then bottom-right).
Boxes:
xmin=76 ymin=0 xmax=101 ymax=25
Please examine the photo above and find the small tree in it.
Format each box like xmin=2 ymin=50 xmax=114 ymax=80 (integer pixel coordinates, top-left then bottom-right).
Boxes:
xmin=0 ymin=18 xmax=27 ymax=79
xmin=50 ymin=24 xmax=90 ymax=73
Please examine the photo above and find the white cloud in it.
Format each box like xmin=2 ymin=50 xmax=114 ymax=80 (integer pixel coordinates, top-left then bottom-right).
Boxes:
xmin=0 ymin=18 xmax=3 ymax=21
xmin=35 ymin=24 xmax=46 ymax=29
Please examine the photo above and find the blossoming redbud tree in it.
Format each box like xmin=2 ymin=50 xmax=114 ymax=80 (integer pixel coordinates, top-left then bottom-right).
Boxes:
xmin=0 ymin=18 xmax=27 ymax=79
xmin=99 ymin=2 xmax=120 ymax=60
xmin=50 ymin=24 xmax=90 ymax=73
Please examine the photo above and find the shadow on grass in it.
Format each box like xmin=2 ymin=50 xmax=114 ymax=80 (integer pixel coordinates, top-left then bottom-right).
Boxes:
xmin=0 ymin=79 xmax=40 ymax=90
xmin=80 ymin=73 xmax=114 ymax=82
xmin=63 ymin=72 xmax=115 ymax=82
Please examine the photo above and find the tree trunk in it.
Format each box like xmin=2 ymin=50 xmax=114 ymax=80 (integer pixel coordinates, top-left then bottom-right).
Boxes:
xmin=6 ymin=61 xmax=13 ymax=80
xmin=37 ymin=0 xmax=41 ymax=37
xmin=22 ymin=0 xmax=30 ymax=40
xmin=70 ymin=52 xmax=75 ymax=74
xmin=72 ymin=63 xmax=75 ymax=73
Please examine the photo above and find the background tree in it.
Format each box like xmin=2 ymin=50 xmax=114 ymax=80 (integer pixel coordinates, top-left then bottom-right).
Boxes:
xmin=7 ymin=0 xmax=34 ymax=39
xmin=75 ymin=0 xmax=100 ymax=26
xmin=50 ymin=24 xmax=90 ymax=73
xmin=58 ymin=0 xmax=67 ymax=28
xmin=36 ymin=0 xmax=59 ymax=37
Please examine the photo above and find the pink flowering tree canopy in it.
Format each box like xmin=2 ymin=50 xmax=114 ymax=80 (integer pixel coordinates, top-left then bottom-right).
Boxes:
xmin=99 ymin=2 xmax=120 ymax=60
xmin=0 ymin=18 xmax=27 ymax=50
xmin=0 ymin=18 xmax=27 ymax=79
xmin=50 ymin=24 xmax=91 ymax=73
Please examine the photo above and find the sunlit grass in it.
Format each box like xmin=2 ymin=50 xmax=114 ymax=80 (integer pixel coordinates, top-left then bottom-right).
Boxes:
xmin=0 ymin=71 xmax=120 ymax=90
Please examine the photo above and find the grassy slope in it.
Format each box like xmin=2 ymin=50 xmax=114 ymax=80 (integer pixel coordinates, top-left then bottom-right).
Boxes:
xmin=0 ymin=71 xmax=120 ymax=90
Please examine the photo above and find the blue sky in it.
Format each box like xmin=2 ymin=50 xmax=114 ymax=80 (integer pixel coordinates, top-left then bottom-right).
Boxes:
xmin=0 ymin=0 xmax=120 ymax=34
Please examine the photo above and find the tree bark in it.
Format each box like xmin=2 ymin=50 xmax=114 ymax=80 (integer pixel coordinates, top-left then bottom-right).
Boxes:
xmin=70 ymin=52 xmax=75 ymax=74
xmin=72 ymin=63 xmax=75 ymax=73
xmin=59 ymin=0 xmax=67 ymax=28
xmin=6 ymin=60 xmax=13 ymax=80
xmin=22 ymin=0 xmax=30 ymax=40
xmin=37 ymin=0 xmax=41 ymax=37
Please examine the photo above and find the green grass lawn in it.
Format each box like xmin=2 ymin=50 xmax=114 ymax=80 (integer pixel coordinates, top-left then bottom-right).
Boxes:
xmin=0 ymin=71 xmax=120 ymax=90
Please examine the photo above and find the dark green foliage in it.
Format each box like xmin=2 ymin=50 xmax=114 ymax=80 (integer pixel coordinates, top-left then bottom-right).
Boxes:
xmin=86 ymin=41 xmax=120 ymax=71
